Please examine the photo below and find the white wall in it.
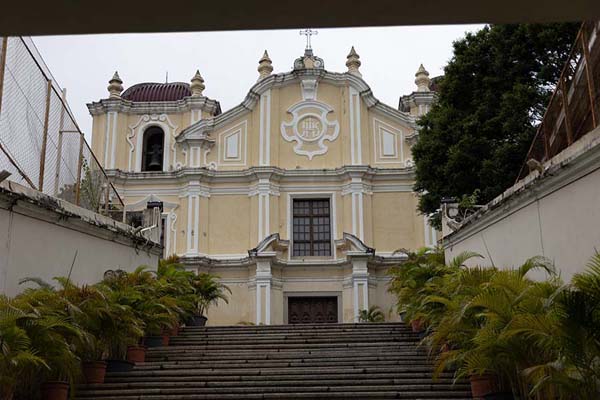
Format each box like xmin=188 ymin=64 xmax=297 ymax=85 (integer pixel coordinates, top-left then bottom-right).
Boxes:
xmin=0 ymin=183 xmax=161 ymax=297
xmin=443 ymin=127 xmax=600 ymax=282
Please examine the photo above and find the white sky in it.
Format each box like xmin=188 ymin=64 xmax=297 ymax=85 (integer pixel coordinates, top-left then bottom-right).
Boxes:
xmin=32 ymin=25 xmax=483 ymax=139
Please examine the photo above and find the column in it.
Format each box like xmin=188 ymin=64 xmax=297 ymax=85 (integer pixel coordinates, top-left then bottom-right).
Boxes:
xmin=351 ymin=257 xmax=369 ymax=322
xmin=255 ymin=258 xmax=272 ymax=325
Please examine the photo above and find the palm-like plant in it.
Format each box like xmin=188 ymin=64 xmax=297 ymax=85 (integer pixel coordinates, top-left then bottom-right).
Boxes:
xmin=10 ymin=286 xmax=83 ymax=398
xmin=191 ymin=273 xmax=231 ymax=317
xmin=359 ymin=305 xmax=385 ymax=323
xmin=0 ymin=295 xmax=48 ymax=400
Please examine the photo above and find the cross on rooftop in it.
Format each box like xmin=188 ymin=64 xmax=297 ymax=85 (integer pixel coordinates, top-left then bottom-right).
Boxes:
xmin=300 ymin=28 xmax=318 ymax=50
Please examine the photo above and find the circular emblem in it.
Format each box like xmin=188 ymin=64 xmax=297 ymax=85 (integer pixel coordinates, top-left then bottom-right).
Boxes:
xmin=297 ymin=115 xmax=324 ymax=142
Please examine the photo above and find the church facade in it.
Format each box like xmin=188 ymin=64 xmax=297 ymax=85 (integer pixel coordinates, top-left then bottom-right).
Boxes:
xmin=87 ymin=44 xmax=436 ymax=325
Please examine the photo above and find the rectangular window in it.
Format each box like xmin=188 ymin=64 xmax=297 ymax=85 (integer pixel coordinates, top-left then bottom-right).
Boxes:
xmin=292 ymin=198 xmax=331 ymax=257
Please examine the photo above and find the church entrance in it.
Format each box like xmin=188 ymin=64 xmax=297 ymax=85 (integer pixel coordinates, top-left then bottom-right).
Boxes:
xmin=288 ymin=297 xmax=338 ymax=324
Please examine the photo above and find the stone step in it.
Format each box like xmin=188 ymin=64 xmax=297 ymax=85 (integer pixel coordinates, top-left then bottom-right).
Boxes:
xmin=76 ymin=384 xmax=471 ymax=396
xmin=87 ymin=377 xmax=459 ymax=389
xmin=105 ymin=365 xmax=454 ymax=378
xmin=171 ymin=334 xmax=418 ymax=341
xmin=146 ymin=349 xmax=427 ymax=359
xmin=75 ymin=323 xmax=470 ymax=400
xmin=133 ymin=359 xmax=436 ymax=371
xmin=105 ymin=372 xmax=457 ymax=384
xmin=75 ymin=393 xmax=472 ymax=400
xmin=144 ymin=354 xmax=430 ymax=364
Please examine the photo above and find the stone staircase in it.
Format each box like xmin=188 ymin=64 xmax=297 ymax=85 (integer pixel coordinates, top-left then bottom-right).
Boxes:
xmin=76 ymin=323 xmax=472 ymax=399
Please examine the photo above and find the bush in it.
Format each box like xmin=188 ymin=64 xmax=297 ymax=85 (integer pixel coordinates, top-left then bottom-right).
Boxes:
xmin=389 ymin=249 xmax=600 ymax=399
xmin=0 ymin=256 xmax=230 ymax=400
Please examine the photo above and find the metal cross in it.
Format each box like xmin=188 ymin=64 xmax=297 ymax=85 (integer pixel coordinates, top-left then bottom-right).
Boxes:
xmin=300 ymin=28 xmax=318 ymax=50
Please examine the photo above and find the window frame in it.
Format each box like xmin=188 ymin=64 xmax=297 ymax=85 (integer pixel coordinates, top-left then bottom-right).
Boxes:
xmin=141 ymin=126 xmax=165 ymax=172
xmin=288 ymin=193 xmax=336 ymax=259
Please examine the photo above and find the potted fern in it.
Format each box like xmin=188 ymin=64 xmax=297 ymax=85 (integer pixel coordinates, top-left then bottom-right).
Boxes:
xmin=358 ymin=305 xmax=385 ymax=322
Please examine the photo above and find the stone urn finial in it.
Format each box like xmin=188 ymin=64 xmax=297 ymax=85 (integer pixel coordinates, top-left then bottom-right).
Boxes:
xmin=258 ymin=50 xmax=273 ymax=80
xmin=190 ymin=70 xmax=206 ymax=97
xmin=415 ymin=64 xmax=431 ymax=92
xmin=107 ymin=71 xmax=123 ymax=99
xmin=346 ymin=46 xmax=361 ymax=77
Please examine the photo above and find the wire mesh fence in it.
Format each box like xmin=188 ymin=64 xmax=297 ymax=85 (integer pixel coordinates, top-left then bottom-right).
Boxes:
xmin=0 ymin=36 xmax=125 ymax=221
xmin=517 ymin=21 xmax=600 ymax=180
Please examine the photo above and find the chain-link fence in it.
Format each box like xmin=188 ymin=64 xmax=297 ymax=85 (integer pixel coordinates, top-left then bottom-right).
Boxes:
xmin=517 ymin=21 xmax=600 ymax=180
xmin=0 ymin=36 xmax=124 ymax=221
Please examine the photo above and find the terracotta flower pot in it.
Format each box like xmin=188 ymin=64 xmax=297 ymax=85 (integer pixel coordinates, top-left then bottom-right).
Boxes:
xmin=161 ymin=333 xmax=170 ymax=346
xmin=169 ymin=325 xmax=179 ymax=336
xmin=41 ymin=381 xmax=69 ymax=400
xmin=470 ymin=374 xmax=498 ymax=399
xmin=126 ymin=345 xmax=146 ymax=364
xmin=410 ymin=318 xmax=424 ymax=333
xmin=82 ymin=361 xmax=107 ymax=384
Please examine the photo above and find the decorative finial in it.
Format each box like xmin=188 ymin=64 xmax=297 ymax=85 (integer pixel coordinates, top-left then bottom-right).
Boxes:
xmin=415 ymin=64 xmax=431 ymax=92
xmin=257 ymin=50 xmax=273 ymax=80
xmin=190 ymin=70 xmax=205 ymax=97
xmin=107 ymin=71 xmax=123 ymax=99
xmin=346 ymin=46 xmax=362 ymax=77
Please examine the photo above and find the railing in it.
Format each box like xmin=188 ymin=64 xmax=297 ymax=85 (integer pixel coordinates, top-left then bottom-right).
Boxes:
xmin=517 ymin=21 xmax=600 ymax=180
xmin=0 ymin=36 xmax=124 ymax=221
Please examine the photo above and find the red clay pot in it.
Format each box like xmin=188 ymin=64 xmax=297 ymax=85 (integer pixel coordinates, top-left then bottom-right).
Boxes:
xmin=82 ymin=361 xmax=107 ymax=384
xmin=169 ymin=325 xmax=179 ymax=336
xmin=410 ymin=318 xmax=424 ymax=333
xmin=41 ymin=381 xmax=69 ymax=400
xmin=161 ymin=333 xmax=170 ymax=346
xmin=470 ymin=374 xmax=498 ymax=399
xmin=126 ymin=345 xmax=146 ymax=364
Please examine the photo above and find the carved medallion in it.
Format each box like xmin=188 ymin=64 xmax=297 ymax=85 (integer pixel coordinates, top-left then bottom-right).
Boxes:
xmin=281 ymin=100 xmax=340 ymax=160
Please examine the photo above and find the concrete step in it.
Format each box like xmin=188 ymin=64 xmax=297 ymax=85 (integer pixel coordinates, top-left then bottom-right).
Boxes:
xmin=75 ymin=323 xmax=470 ymax=400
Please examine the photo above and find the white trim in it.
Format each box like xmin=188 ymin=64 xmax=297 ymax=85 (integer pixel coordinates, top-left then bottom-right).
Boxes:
xmin=358 ymin=192 xmax=364 ymax=240
xmin=353 ymin=281 xmax=359 ymax=321
xmin=256 ymin=283 xmax=261 ymax=324
xmin=169 ymin=211 xmax=177 ymax=256
xmin=128 ymin=114 xmax=178 ymax=172
xmin=349 ymin=88 xmax=356 ymax=164
xmin=373 ymin=118 xmax=405 ymax=165
xmin=186 ymin=194 xmax=200 ymax=254
xmin=258 ymin=91 xmax=271 ymax=166
xmin=266 ymin=91 xmax=271 ymax=165
xmin=354 ymin=89 xmax=362 ymax=164
xmin=258 ymin=194 xmax=263 ymax=241
xmin=103 ymin=113 xmax=111 ymax=167
xmin=217 ymin=120 xmax=247 ymax=166
xmin=259 ymin=95 xmax=265 ymax=165
xmin=110 ymin=112 xmax=118 ymax=169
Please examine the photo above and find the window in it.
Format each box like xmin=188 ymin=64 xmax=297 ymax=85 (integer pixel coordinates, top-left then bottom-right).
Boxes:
xmin=292 ymin=198 xmax=331 ymax=256
xmin=142 ymin=127 xmax=165 ymax=171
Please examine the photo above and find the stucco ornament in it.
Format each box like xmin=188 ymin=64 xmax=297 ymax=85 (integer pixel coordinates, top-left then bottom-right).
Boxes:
xmin=281 ymin=100 xmax=340 ymax=160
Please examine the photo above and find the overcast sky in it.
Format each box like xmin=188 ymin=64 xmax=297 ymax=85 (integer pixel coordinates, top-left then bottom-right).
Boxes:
xmin=32 ymin=25 xmax=483 ymax=139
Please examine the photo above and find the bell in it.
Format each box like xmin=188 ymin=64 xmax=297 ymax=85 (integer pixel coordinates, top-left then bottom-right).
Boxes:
xmin=147 ymin=143 xmax=163 ymax=169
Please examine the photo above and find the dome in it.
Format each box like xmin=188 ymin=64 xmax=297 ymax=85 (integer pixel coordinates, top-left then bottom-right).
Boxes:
xmin=122 ymin=82 xmax=191 ymax=102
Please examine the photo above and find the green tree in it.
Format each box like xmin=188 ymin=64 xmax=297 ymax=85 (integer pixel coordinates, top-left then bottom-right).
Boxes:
xmin=413 ymin=23 xmax=579 ymax=228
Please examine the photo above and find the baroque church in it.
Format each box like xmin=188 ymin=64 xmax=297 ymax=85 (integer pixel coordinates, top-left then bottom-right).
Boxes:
xmin=87 ymin=40 xmax=437 ymax=325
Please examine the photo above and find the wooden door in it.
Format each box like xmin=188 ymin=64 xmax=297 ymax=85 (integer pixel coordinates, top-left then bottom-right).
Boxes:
xmin=288 ymin=297 xmax=338 ymax=324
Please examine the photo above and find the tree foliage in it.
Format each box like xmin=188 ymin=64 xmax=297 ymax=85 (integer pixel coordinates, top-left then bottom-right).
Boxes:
xmin=412 ymin=23 xmax=580 ymax=227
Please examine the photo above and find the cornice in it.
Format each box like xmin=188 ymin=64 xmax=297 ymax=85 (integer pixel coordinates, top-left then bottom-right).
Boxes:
xmin=105 ymin=165 xmax=416 ymax=186
xmin=178 ymin=69 xmax=417 ymax=141
xmin=86 ymin=95 xmax=222 ymax=116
